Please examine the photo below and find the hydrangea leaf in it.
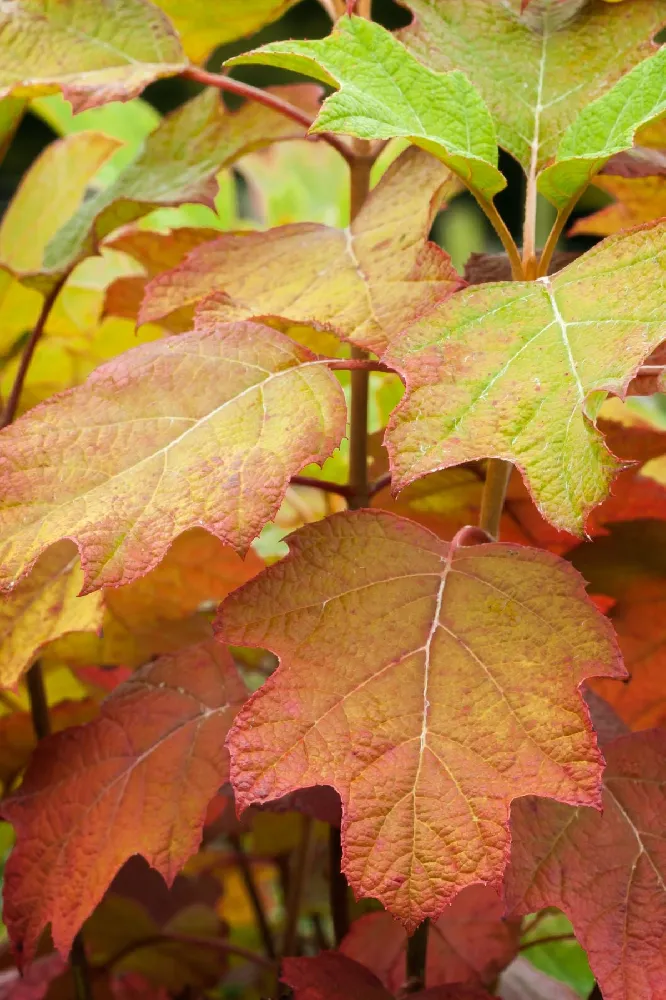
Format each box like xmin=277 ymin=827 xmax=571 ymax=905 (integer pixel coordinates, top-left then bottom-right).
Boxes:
xmin=340 ymin=886 xmax=520 ymax=991
xmin=0 ymin=543 xmax=104 ymax=689
xmin=228 ymin=15 xmax=505 ymax=201
xmin=385 ymin=219 xmax=666 ymax=535
xmin=218 ymin=510 xmax=623 ymax=929
xmin=569 ymin=522 xmax=666 ymax=730
xmin=282 ymin=953 xmax=496 ymax=1000
xmin=0 ymin=96 xmax=25 ymax=164
xmin=153 ymin=0 xmax=299 ymax=64
xmin=0 ymin=132 xmax=120 ymax=281
xmin=571 ymin=175 xmax=666 ymax=237
xmin=505 ymin=730 xmax=666 ymax=1000
xmin=1 ymin=640 xmax=247 ymax=961
xmin=0 ymin=0 xmax=186 ymax=111
xmin=539 ymin=47 xmax=666 ymax=208
xmin=0 ymin=321 xmax=346 ymax=593
xmin=44 ymin=85 xmax=321 ymax=277
xmin=140 ymin=147 xmax=464 ymax=354
xmin=398 ymin=0 xmax=666 ymax=176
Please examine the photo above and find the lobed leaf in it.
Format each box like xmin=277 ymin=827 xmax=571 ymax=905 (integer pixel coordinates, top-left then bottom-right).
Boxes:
xmin=399 ymin=0 xmax=666 ymax=176
xmin=0 ymin=0 xmax=187 ymax=111
xmin=385 ymin=219 xmax=666 ymax=534
xmin=539 ymin=47 xmax=666 ymax=208
xmin=505 ymin=730 xmax=666 ymax=1000
xmin=219 ymin=510 xmax=623 ymax=929
xmin=0 ymin=321 xmax=346 ymax=593
xmin=153 ymin=0 xmax=299 ymax=63
xmin=228 ymin=15 xmax=505 ymax=200
xmin=0 ymin=543 xmax=104 ymax=688
xmin=340 ymin=885 xmax=520 ymax=991
xmin=140 ymin=147 xmax=464 ymax=353
xmin=44 ymin=85 xmax=321 ymax=276
xmin=1 ymin=640 xmax=247 ymax=961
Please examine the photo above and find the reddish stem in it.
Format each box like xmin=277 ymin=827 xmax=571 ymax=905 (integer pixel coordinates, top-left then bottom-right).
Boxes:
xmin=290 ymin=476 xmax=353 ymax=498
xmin=182 ymin=66 xmax=354 ymax=166
xmin=100 ymin=932 xmax=275 ymax=973
xmin=327 ymin=359 xmax=396 ymax=374
xmin=450 ymin=525 xmax=493 ymax=550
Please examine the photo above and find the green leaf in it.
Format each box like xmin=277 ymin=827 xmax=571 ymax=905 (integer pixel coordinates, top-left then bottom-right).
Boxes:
xmin=539 ymin=47 xmax=666 ymax=208
xmin=0 ymin=97 xmax=25 ymax=166
xmin=385 ymin=219 xmax=666 ymax=534
xmin=0 ymin=0 xmax=186 ymax=111
xmin=399 ymin=0 xmax=666 ymax=176
xmin=228 ymin=15 xmax=505 ymax=200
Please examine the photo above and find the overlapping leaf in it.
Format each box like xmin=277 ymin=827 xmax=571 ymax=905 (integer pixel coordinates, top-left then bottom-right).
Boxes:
xmin=539 ymin=47 xmax=666 ymax=207
xmin=0 ymin=0 xmax=187 ymax=111
xmin=45 ymin=85 xmax=321 ymax=276
xmin=140 ymin=147 xmax=464 ymax=354
xmin=386 ymin=219 xmax=666 ymax=534
xmin=505 ymin=730 xmax=666 ymax=1000
xmin=572 ymin=175 xmax=666 ymax=236
xmin=0 ymin=543 xmax=104 ymax=688
xmin=283 ymin=953 xmax=495 ymax=1000
xmin=1 ymin=640 xmax=247 ymax=960
xmin=340 ymin=885 xmax=520 ymax=991
xmin=400 ymin=0 xmax=666 ymax=176
xmin=153 ymin=0 xmax=299 ymax=63
xmin=570 ymin=522 xmax=666 ymax=729
xmin=0 ymin=321 xmax=346 ymax=593
xmin=228 ymin=16 xmax=505 ymax=200
xmin=219 ymin=510 xmax=623 ymax=928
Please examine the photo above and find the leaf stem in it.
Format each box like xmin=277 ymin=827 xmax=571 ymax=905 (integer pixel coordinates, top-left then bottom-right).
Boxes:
xmin=229 ymin=834 xmax=277 ymax=960
xmin=290 ymin=476 xmax=353 ymax=498
xmin=70 ymin=935 xmax=93 ymax=1000
xmin=519 ymin=932 xmax=576 ymax=951
xmin=1 ymin=273 xmax=68 ymax=429
xmin=282 ymin=815 xmax=316 ymax=957
xmin=327 ymin=359 xmax=395 ymax=373
xmin=181 ymin=66 xmax=355 ymax=166
xmin=479 ymin=459 xmax=512 ymax=540
xmin=100 ymin=932 xmax=275 ymax=973
xmin=537 ymin=198 xmax=577 ymax=277
xmin=404 ymin=919 xmax=429 ymax=993
xmin=476 ymin=197 xmax=524 ymax=280
xmin=368 ymin=471 xmax=392 ymax=498
xmin=522 ymin=169 xmax=538 ymax=279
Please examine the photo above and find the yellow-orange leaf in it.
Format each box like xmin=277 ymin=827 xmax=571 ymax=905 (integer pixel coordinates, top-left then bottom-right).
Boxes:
xmin=218 ymin=510 xmax=624 ymax=929
xmin=140 ymin=147 xmax=464 ymax=354
xmin=0 ymin=321 xmax=346 ymax=593
xmin=571 ymin=175 xmax=666 ymax=237
xmin=0 ymin=542 xmax=104 ymax=688
xmin=1 ymin=640 xmax=247 ymax=960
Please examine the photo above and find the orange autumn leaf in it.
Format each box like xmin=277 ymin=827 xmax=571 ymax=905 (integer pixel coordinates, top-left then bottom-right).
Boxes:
xmin=0 ymin=321 xmax=346 ymax=593
xmin=1 ymin=640 xmax=247 ymax=961
xmin=340 ymin=885 xmax=520 ymax=991
xmin=218 ymin=510 xmax=624 ymax=929
xmin=505 ymin=730 xmax=666 ymax=1000
xmin=0 ymin=542 xmax=104 ymax=688
xmin=140 ymin=147 xmax=464 ymax=354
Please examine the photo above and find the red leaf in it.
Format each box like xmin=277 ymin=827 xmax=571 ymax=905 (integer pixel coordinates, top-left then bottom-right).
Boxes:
xmin=1 ymin=641 xmax=246 ymax=962
xmin=340 ymin=885 xmax=520 ymax=991
xmin=282 ymin=953 xmax=495 ymax=1000
xmin=505 ymin=730 xmax=666 ymax=1000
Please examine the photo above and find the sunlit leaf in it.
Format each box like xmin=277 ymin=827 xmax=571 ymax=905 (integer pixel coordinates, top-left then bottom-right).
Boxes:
xmin=141 ymin=147 xmax=464 ymax=354
xmin=219 ymin=510 xmax=623 ymax=928
xmin=386 ymin=219 xmax=666 ymax=534
xmin=229 ymin=15 xmax=505 ymax=200
xmin=0 ymin=321 xmax=346 ymax=592
xmin=0 ymin=0 xmax=186 ymax=110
